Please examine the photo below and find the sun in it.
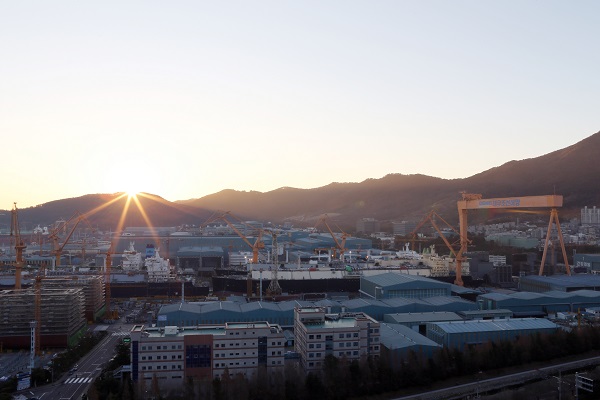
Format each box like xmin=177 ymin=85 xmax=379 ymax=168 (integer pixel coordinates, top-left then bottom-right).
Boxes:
xmin=126 ymin=190 xmax=139 ymax=198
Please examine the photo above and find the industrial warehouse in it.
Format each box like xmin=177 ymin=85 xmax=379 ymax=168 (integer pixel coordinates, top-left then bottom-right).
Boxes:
xmin=3 ymin=195 xmax=600 ymax=399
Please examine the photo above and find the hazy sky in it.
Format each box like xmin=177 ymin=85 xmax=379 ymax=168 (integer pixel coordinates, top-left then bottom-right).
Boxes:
xmin=1 ymin=1 xmax=598 ymax=209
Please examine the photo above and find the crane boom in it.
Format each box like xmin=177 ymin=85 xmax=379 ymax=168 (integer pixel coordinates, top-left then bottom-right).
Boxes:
xmin=202 ymin=212 xmax=265 ymax=263
xmin=314 ymin=215 xmax=349 ymax=260
xmin=48 ymin=212 xmax=94 ymax=266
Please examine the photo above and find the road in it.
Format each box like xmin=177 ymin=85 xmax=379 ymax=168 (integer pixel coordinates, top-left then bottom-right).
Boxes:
xmin=392 ymin=355 xmax=600 ymax=400
xmin=18 ymin=321 xmax=133 ymax=400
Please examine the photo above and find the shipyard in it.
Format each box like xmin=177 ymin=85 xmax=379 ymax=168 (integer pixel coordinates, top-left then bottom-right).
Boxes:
xmin=2 ymin=3 xmax=599 ymax=398
xmin=2 ymin=191 xmax=600 ymax=399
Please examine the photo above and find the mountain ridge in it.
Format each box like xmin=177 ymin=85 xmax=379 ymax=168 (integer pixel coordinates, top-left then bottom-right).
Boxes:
xmin=2 ymin=130 xmax=599 ymax=231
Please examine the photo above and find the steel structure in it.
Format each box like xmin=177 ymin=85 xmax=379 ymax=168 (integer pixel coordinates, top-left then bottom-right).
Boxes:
xmin=266 ymin=230 xmax=282 ymax=296
xmin=456 ymin=193 xmax=569 ymax=286
xmin=202 ymin=212 xmax=265 ymax=263
xmin=314 ymin=214 xmax=349 ymax=260
xmin=410 ymin=210 xmax=462 ymax=258
xmin=47 ymin=212 xmax=95 ymax=267
xmin=10 ymin=203 xmax=26 ymax=290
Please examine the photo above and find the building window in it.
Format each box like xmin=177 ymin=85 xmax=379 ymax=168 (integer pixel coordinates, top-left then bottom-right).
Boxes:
xmin=186 ymin=344 xmax=211 ymax=368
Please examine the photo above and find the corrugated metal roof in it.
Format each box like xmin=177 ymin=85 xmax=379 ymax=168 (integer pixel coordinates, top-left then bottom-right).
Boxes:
xmin=423 ymin=296 xmax=473 ymax=306
xmin=385 ymin=312 xmax=461 ymax=324
xmin=363 ymin=272 xmax=449 ymax=289
xmin=521 ymin=274 xmax=600 ymax=289
xmin=480 ymin=290 xmax=600 ymax=302
xmin=380 ymin=323 xmax=441 ymax=349
xmin=381 ymin=297 xmax=424 ymax=307
xmin=432 ymin=318 xmax=558 ymax=334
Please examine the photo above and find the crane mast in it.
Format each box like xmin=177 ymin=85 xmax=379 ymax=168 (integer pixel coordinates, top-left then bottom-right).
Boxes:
xmin=266 ymin=230 xmax=282 ymax=296
xmin=48 ymin=212 xmax=95 ymax=267
xmin=10 ymin=203 xmax=26 ymax=290
xmin=314 ymin=215 xmax=349 ymax=260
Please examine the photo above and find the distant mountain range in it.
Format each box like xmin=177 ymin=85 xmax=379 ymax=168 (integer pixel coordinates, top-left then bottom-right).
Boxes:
xmin=3 ymin=130 xmax=599 ymax=232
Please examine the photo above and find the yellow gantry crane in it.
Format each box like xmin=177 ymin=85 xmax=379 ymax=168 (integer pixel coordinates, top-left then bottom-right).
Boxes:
xmin=456 ymin=193 xmax=569 ymax=286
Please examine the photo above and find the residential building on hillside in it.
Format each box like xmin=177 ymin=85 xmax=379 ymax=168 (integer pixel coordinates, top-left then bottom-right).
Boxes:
xmin=392 ymin=221 xmax=417 ymax=236
xmin=582 ymin=206 xmax=600 ymax=225
xmin=356 ymin=218 xmax=380 ymax=234
xmin=294 ymin=307 xmax=380 ymax=373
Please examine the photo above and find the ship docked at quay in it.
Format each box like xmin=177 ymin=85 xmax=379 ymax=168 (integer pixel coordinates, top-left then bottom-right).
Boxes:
xmin=110 ymin=244 xmax=209 ymax=298
xmin=211 ymin=246 xmax=472 ymax=297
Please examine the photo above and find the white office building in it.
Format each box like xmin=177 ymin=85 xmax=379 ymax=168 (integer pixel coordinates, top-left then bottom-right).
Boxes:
xmin=294 ymin=307 xmax=380 ymax=373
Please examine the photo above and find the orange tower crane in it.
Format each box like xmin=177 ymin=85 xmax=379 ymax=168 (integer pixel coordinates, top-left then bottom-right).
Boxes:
xmin=202 ymin=212 xmax=265 ymax=263
xmin=48 ymin=212 xmax=95 ymax=267
xmin=456 ymin=193 xmax=569 ymax=286
xmin=409 ymin=210 xmax=462 ymax=258
xmin=314 ymin=214 xmax=349 ymax=260
xmin=10 ymin=203 xmax=26 ymax=290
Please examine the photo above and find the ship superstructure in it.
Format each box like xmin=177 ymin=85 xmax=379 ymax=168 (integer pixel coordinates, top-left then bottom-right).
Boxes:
xmin=122 ymin=241 xmax=143 ymax=271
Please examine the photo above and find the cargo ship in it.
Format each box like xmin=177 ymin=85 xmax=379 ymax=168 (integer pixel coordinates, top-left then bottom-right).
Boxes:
xmin=211 ymin=265 xmax=433 ymax=295
xmin=110 ymin=279 xmax=210 ymax=298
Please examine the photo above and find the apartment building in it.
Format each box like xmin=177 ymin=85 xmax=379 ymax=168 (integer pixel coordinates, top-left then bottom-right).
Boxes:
xmin=130 ymin=321 xmax=285 ymax=390
xmin=294 ymin=307 xmax=380 ymax=373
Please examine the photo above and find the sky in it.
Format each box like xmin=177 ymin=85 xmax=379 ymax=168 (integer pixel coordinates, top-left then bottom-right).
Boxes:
xmin=1 ymin=1 xmax=599 ymax=209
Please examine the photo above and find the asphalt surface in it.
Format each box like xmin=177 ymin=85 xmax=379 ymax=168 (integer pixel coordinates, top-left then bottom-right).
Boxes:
xmin=14 ymin=320 xmax=134 ymax=400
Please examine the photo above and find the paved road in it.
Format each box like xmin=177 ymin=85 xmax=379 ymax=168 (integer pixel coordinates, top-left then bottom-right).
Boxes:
xmin=17 ymin=321 xmax=134 ymax=400
xmin=392 ymin=355 xmax=600 ymax=400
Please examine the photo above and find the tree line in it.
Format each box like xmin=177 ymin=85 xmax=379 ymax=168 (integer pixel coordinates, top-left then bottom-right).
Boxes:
xmin=108 ymin=325 xmax=600 ymax=399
